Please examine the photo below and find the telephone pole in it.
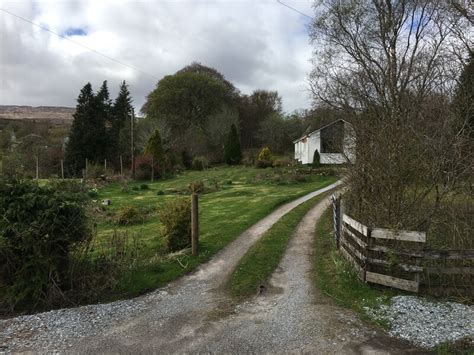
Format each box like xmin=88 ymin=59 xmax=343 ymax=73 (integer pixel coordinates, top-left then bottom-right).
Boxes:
xmin=130 ymin=108 xmax=136 ymax=180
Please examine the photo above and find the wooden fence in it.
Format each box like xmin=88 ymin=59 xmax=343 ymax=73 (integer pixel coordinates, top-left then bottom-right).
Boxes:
xmin=331 ymin=195 xmax=474 ymax=295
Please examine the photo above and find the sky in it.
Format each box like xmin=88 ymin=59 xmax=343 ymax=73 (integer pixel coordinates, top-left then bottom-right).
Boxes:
xmin=0 ymin=0 xmax=316 ymax=113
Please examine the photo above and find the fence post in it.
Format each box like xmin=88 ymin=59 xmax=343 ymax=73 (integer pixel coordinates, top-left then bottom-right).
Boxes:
xmin=60 ymin=159 xmax=64 ymax=179
xmin=364 ymin=227 xmax=371 ymax=282
xmin=332 ymin=194 xmax=342 ymax=249
xmin=191 ymin=193 xmax=199 ymax=256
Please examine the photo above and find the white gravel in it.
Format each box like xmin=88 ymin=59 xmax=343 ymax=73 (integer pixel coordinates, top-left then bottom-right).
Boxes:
xmin=365 ymin=295 xmax=474 ymax=349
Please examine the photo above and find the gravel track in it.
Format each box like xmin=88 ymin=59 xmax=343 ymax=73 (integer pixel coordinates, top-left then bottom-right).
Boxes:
xmin=1 ymin=182 xmax=343 ymax=353
xmin=2 ymin=179 xmax=454 ymax=354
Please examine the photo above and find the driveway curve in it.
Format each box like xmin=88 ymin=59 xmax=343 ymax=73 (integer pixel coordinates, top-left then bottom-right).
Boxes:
xmin=1 ymin=181 xmax=342 ymax=353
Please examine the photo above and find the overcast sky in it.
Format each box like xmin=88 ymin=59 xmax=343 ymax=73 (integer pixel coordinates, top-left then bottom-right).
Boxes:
xmin=0 ymin=0 xmax=316 ymax=113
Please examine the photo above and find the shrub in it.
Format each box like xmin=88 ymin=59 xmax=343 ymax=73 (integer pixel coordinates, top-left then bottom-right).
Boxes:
xmin=312 ymin=150 xmax=321 ymax=168
xmin=88 ymin=188 xmax=99 ymax=198
xmin=158 ymin=198 xmax=191 ymax=252
xmin=189 ymin=180 xmax=204 ymax=193
xmin=192 ymin=156 xmax=208 ymax=171
xmin=181 ymin=149 xmax=193 ymax=169
xmin=273 ymin=157 xmax=294 ymax=167
xmin=256 ymin=147 xmax=273 ymax=168
xmin=224 ymin=124 xmax=242 ymax=165
xmin=140 ymin=183 xmax=149 ymax=190
xmin=116 ymin=205 xmax=143 ymax=225
xmin=0 ymin=179 xmax=90 ymax=311
xmin=156 ymin=190 xmax=165 ymax=196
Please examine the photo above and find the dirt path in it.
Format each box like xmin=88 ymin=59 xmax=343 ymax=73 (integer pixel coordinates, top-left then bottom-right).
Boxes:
xmin=1 ymin=181 xmax=427 ymax=353
xmin=1 ymin=181 xmax=339 ymax=353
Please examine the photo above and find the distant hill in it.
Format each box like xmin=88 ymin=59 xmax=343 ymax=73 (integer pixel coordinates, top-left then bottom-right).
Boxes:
xmin=0 ymin=105 xmax=75 ymax=126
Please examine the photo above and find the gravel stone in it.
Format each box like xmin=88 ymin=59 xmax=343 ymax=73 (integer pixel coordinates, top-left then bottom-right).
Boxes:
xmin=365 ymin=295 xmax=474 ymax=348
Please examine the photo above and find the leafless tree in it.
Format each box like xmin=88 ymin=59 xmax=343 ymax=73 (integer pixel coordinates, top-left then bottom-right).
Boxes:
xmin=309 ymin=0 xmax=473 ymax=247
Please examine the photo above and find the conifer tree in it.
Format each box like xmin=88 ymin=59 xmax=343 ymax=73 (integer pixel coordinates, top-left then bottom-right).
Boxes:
xmin=113 ymin=81 xmax=133 ymax=167
xmin=65 ymin=83 xmax=96 ymax=176
xmin=94 ymin=80 xmax=110 ymax=162
xmin=224 ymin=123 xmax=242 ymax=165
xmin=144 ymin=129 xmax=166 ymax=180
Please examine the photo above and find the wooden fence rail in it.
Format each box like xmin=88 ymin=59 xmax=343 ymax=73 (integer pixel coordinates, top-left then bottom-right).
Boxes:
xmin=331 ymin=194 xmax=474 ymax=296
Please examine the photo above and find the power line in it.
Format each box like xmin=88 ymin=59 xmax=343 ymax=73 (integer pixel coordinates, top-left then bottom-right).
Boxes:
xmin=276 ymin=0 xmax=314 ymax=20
xmin=0 ymin=7 xmax=160 ymax=81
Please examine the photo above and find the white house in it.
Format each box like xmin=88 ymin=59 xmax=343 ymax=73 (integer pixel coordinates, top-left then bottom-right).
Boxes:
xmin=293 ymin=119 xmax=355 ymax=165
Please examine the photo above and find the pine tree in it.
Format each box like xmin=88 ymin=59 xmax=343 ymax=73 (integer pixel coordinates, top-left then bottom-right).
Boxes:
xmin=113 ymin=81 xmax=133 ymax=168
xmin=94 ymin=80 xmax=110 ymax=162
xmin=65 ymin=83 xmax=96 ymax=176
xmin=144 ymin=129 xmax=165 ymax=180
xmin=224 ymin=124 xmax=242 ymax=165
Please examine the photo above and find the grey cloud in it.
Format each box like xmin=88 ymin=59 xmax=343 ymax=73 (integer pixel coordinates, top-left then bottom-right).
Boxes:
xmin=1 ymin=0 xmax=315 ymax=113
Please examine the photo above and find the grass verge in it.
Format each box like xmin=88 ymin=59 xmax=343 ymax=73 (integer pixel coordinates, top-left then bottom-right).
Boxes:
xmin=313 ymin=207 xmax=395 ymax=326
xmin=88 ymin=167 xmax=338 ymax=303
xmin=227 ymin=192 xmax=330 ymax=301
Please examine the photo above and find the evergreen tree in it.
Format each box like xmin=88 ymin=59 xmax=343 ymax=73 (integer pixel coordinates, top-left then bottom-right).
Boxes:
xmin=94 ymin=80 xmax=110 ymax=162
xmin=224 ymin=124 xmax=242 ymax=165
xmin=113 ymin=81 xmax=133 ymax=168
xmin=65 ymin=83 xmax=96 ymax=175
xmin=144 ymin=129 xmax=165 ymax=180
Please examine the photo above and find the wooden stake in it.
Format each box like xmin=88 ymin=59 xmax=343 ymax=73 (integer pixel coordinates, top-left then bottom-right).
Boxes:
xmin=104 ymin=159 xmax=107 ymax=173
xmin=120 ymin=155 xmax=123 ymax=176
xmin=85 ymin=158 xmax=88 ymax=179
xmin=191 ymin=193 xmax=199 ymax=256
xmin=60 ymin=159 xmax=64 ymax=179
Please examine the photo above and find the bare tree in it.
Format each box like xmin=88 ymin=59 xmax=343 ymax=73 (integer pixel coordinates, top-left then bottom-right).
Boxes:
xmin=309 ymin=0 xmax=473 ymax=246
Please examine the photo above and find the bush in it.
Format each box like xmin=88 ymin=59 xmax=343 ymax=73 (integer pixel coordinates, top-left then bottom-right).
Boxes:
xmin=156 ymin=190 xmax=165 ymax=195
xmin=88 ymin=188 xmax=99 ymax=198
xmin=273 ymin=157 xmax=294 ymax=167
xmin=256 ymin=147 xmax=273 ymax=168
xmin=189 ymin=180 xmax=204 ymax=193
xmin=0 ymin=179 xmax=90 ymax=311
xmin=140 ymin=183 xmax=149 ymax=190
xmin=116 ymin=205 xmax=143 ymax=225
xmin=312 ymin=150 xmax=321 ymax=168
xmin=181 ymin=149 xmax=193 ymax=169
xmin=224 ymin=124 xmax=242 ymax=165
xmin=158 ymin=198 xmax=191 ymax=252
xmin=191 ymin=156 xmax=208 ymax=171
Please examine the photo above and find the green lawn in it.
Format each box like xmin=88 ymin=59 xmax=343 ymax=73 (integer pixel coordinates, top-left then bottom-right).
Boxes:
xmin=227 ymin=192 xmax=329 ymax=301
xmin=88 ymin=165 xmax=337 ymax=300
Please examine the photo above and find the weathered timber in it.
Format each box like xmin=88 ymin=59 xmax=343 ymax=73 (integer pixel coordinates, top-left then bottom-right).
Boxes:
xmin=340 ymin=235 xmax=365 ymax=262
xmin=422 ymin=249 xmax=474 ymax=260
xmin=369 ymin=245 xmax=423 ymax=258
xmin=365 ymin=271 xmax=419 ymax=293
xmin=371 ymin=228 xmax=426 ymax=243
xmin=342 ymin=225 xmax=367 ymax=249
xmin=367 ymin=257 xmax=423 ymax=273
xmin=342 ymin=214 xmax=368 ymax=236
xmin=425 ymin=267 xmax=474 ymax=275
xmin=340 ymin=246 xmax=365 ymax=280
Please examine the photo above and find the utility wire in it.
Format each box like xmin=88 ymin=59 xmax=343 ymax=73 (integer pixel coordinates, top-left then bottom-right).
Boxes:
xmin=0 ymin=7 xmax=160 ymax=81
xmin=276 ymin=0 xmax=314 ymax=20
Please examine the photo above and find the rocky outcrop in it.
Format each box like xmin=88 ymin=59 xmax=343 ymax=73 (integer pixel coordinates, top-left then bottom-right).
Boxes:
xmin=0 ymin=105 xmax=74 ymax=125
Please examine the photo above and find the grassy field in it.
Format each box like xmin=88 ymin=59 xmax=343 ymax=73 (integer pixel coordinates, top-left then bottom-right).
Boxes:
xmin=86 ymin=166 xmax=337 ymax=300
xmin=227 ymin=192 xmax=329 ymax=301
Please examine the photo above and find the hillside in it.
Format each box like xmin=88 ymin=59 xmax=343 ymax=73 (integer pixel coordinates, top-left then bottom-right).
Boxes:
xmin=0 ymin=105 xmax=74 ymax=126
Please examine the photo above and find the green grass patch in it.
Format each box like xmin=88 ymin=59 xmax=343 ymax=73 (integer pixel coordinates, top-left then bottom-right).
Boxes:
xmin=89 ymin=166 xmax=337 ymax=301
xmin=313 ymin=207 xmax=395 ymax=326
xmin=227 ymin=192 xmax=329 ymax=301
